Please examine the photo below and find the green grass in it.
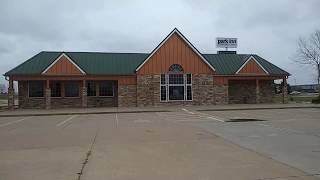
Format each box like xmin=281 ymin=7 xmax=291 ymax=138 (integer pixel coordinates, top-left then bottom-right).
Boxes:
xmin=289 ymin=95 xmax=316 ymax=103
xmin=0 ymin=94 xmax=7 ymax=100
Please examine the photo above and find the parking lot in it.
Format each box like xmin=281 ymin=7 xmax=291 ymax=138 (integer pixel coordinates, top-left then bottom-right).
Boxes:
xmin=0 ymin=108 xmax=319 ymax=180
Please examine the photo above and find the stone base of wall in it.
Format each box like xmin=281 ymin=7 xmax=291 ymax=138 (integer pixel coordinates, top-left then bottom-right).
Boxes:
xmin=214 ymin=84 xmax=228 ymax=105
xmin=192 ymin=74 xmax=215 ymax=105
xmin=87 ymin=97 xmax=116 ymax=107
xmin=18 ymin=81 xmax=46 ymax=109
xmin=137 ymin=75 xmax=154 ymax=106
xmin=259 ymin=80 xmax=275 ymax=103
xmin=51 ymin=98 xmax=82 ymax=108
xmin=118 ymin=84 xmax=137 ymax=107
xmin=229 ymin=80 xmax=256 ymax=104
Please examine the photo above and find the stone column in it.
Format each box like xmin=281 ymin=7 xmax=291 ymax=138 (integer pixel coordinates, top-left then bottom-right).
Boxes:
xmin=45 ymin=80 xmax=51 ymax=109
xmin=256 ymin=79 xmax=260 ymax=104
xmin=82 ymin=80 xmax=87 ymax=108
xmin=282 ymin=77 xmax=288 ymax=104
xmin=8 ymin=78 xmax=14 ymax=110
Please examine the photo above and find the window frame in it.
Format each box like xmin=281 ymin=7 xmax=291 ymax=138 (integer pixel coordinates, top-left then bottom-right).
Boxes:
xmin=50 ymin=81 xmax=62 ymax=98
xmin=28 ymin=81 xmax=44 ymax=98
xmin=160 ymin=74 xmax=192 ymax=102
xmin=86 ymin=81 xmax=96 ymax=97
xmin=64 ymin=81 xmax=80 ymax=97
xmin=99 ymin=81 xmax=114 ymax=97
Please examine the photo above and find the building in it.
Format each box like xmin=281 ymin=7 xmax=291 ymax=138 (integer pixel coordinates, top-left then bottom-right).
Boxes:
xmin=291 ymin=84 xmax=319 ymax=93
xmin=4 ymin=28 xmax=289 ymax=109
xmin=0 ymin=84 xmax=7 ymax=94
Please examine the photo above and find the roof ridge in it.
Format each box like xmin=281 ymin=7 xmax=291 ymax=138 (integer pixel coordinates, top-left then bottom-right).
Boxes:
xmin=42 ymin=51 xmax=150 ymax=55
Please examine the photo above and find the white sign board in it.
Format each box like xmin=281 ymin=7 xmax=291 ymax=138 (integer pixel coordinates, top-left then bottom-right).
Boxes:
xmin=216 ymin=38 xmax=238 ymax=48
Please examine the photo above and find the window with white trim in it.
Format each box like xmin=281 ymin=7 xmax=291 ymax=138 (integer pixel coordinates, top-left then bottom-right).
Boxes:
xmin=160 ymin=73 xmax=192 ymax=101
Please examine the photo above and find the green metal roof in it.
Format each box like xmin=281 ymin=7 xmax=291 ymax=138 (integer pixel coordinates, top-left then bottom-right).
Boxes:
xmin=5 ymin=51 xmax=289 ymax=76
xmin=203 ymin=54 xmax=290 ymax=76
xmin=5 ymin=52 xmax=149 ymax=76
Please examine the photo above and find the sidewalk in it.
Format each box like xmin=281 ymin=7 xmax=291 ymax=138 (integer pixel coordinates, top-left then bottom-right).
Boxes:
xmin=0 ymin=103 xmax=319 ymax=117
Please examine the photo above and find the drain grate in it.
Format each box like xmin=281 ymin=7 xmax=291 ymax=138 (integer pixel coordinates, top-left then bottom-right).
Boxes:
xmin=226 ymin=118 xmax=266 ymax=122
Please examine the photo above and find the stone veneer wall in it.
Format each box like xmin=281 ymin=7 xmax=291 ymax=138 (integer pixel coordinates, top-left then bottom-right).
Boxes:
xmin=213 ymin=84 xmax=228 ymax=105
xmin=118 ymin=84 xmax=137 ymax=107
xmin=87 ymin=97 xmax=116 ymax=107
xmin=192 ymin=74 xmax=215 ymax=105
xmin=259 ymin=80 xmax=275 ymax=103
xmin=228 ymin=80 xmax=256 ymax=104
xmin=51 ymin=98 xmax=82 ymax=108
xmin=18 ymin=81 xmax=46 ymax=109
xmin=137 ymin=74 xmax=215 ymax=106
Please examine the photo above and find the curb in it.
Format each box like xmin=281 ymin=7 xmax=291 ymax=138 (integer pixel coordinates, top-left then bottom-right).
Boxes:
xmin=0 ymin=110 xmax=171 ymax=117
xmin=197 ymin=106 xmax=320 ymax=112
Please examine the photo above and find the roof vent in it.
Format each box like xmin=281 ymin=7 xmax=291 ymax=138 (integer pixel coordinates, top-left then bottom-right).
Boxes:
xmin=218 ymin=51 xmax=237 ymax=54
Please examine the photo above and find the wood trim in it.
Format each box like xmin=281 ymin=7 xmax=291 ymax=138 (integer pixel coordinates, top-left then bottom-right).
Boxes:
xmin=11 ymin=75 xmax=137 ymax=85
xmin=135 ymin=28 xmax=215 ymax=72
xmin=236 ymin=56 xmax=269 ymax=74
xmin=42 ymin=53 xmax=86 ymax=74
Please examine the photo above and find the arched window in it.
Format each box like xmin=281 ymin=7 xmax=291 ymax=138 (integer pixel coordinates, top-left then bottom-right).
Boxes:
xmin=169 ymin=64 xmax=183 ymax=73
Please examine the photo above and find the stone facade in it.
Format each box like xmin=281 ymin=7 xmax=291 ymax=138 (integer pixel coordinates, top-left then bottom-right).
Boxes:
xmin=118 ymin=84 xmax=137 ymax=107
xmin=82 ymin=86 xmax=87 ymax=108
xmin=18 ymin=81 xmax=46 ymax=109
xmin=51 ymin=97 xmax=82 ymax=108
xmin=136 ymin=75 xmax=154 ymax=106
xmin=16 ymin=77 xmax=278 ymax=109
xmin=87 ymin=97 xmax=116 ymax=107
xmin=8 ymin=88 xmax=14 ymax=110
xmin=137 ymin=74 xmax=215 ymax=106
xmin=229 ymin=80 xmax=257 ymax=104
xmin=259 ymin=80 xmax=275 ymax=103
xmin=45 ymin=88 xmax=51 ymax=109
xmin=228 ymin=80 xmax=276 ymax=104
xmin=192 ymin=74 xmax=215 ymax=105
xmin=213 ymin=84 xmax=228 ymax=105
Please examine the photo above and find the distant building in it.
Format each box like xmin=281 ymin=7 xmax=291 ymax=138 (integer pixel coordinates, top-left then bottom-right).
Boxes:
xmin=0 ymin=84 xmax=7 ymax=94
xmin=291 ymin=84 xmax=319 ymax=93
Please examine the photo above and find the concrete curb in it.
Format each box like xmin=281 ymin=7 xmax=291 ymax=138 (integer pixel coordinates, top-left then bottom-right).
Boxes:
xmin=197 ymin=106 xmax=320 ymax=112
xmin=0 ymin=110 xmax=171 ymax=117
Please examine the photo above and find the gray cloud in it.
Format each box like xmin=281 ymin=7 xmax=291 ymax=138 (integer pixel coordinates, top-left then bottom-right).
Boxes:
xmin=0 ymin=0 xmax=320 ymax=85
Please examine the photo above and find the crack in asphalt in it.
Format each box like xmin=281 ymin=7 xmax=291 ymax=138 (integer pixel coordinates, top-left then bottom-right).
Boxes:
xmin=77 ymin=127 xmax=99 ymax=180
xmin=256 ymin=173 xmax=320 ymax=180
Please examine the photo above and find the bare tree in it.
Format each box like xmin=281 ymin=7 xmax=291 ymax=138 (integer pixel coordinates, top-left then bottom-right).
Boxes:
xmin=294 ymin=30 xmax=320 ymax=93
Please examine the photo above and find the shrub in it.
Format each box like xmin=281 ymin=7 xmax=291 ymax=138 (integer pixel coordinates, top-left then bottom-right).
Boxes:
xmin=312 ymin=95 xmax=320 ymax=104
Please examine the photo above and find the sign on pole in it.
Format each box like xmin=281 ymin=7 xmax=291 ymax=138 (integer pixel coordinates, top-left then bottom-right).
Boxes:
xmin=216 ymin=38 xmax=238 ymax=49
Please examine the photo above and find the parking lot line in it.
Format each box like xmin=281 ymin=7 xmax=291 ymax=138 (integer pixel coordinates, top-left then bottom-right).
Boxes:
xmin=115 ymin=113 xmax=119 ymax=128
xmin=56 ymin=115 xmax=78 ymax=127
xmin=0 ymin=116 xmax=33 ymax=128
xmin=182 ymin=108 xmax=195 ymax=114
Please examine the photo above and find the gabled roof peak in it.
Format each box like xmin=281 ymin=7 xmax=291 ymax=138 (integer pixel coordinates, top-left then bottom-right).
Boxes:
xmin=135 ymin=28 xmax=216 ymax=71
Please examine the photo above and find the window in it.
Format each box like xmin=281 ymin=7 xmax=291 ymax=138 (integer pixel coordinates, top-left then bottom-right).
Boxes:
xmin=51 ymin=81 xmax=61 ymax=97
xmin=169 ymin=86 xmax=184 ymax=100
xmin=160 ymin=86 xmax=167 ymax=101
xmin=169 ymin=64 xmax=183 ymax=72
xmin=99 ymin=81 xmax=114 ymax=96
xmin=28 ymin=81 xmax=44 ymax=97
xmin=160 ymin=73 xmax=192 ymax=101
xmin=87 ymin=81 xmax=96 ymax=96
xmin=169 ymin=74 xmax=184 ymax=84
xmin=186 ymin=74 xmax=192 ymax=100
xmin=65 ymin=81 xmax=79 ymax=97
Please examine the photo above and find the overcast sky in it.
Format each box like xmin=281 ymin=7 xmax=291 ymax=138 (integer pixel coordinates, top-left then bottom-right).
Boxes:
xmin=1 ymin=0 xmax=320 ymax=86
